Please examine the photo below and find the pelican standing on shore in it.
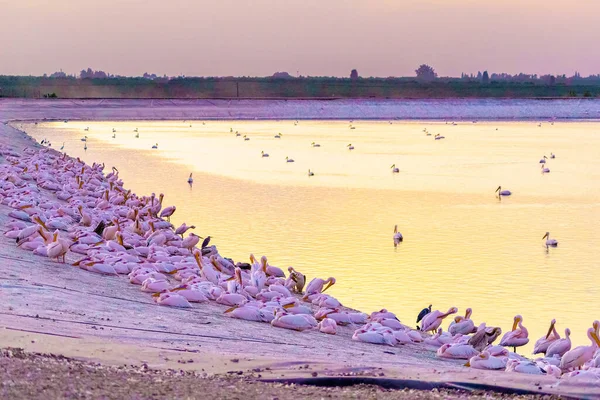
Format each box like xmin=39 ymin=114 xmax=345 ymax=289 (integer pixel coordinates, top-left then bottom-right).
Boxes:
xmin=499 ymin=315 xmax=529 ymax=353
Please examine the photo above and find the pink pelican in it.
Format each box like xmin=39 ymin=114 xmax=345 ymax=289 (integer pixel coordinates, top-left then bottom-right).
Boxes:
xmin=466 ymin=351 xmax=507 ymax=370
xmin=533 ymin=319 xmax=559 ymax=354
xmin=317 ymin=318 xmax=337 ymax=334
xmin=271 ymin=311 xmax=317 ymax=331
xmin=160 ymin=205 xmax=176 ymax=222
xmin=560 ymin=328 xmax=600 ymax=371
xmin=154 ymin=292 xmax=192 ymax=308
xmin=495 ymin=186 xmax=512 ymax=197
xmin=506 ymin=359 xmax=544 ymax=374
xmin=543 ymin=232 xmax=558 ymax=247
xmin=437 ymin=343 xmax=479 ymax=359
xmin=181 ymin=233 xmax=200 ymax=253
xmin=449 ymin=308 xmax=476 ymax=336
xmin=305 ymin=277 xmax=336 ymax=296
xmin=421 ymin=307 xmax=458 ymax=333
xmin=175 ymin=223 xmax=195 ymax=238
xmin=499 ymin=315 xmax=529 ymax=352
xmin=546 ymin=328 xmax=571 ymax=357
xmin=393 ymin=225 xmax=403 ymax=244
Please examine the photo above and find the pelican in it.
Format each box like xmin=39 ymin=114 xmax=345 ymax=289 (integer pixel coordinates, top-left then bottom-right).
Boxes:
xmin=421 ymin=307 xmax=458 ymax=333
xmin=308 ymin=169 xmax=314 ymax=176
xmin=391 ymin=164 xmax=399 ymax=173
xmin=347 ymin=144 xmax=354 ymax=150
xmin=134 ymin=128 xmax=138 ymax=132
xmin=533 ymin=319 xmax=559 ymax=354
xmin=541 ymin=165 xmax=550 ymax=173
xmin=84 ymin=127 xmax=89 ymax=131
xmin=152 ymin=143 xmax=158 ymax=149
xmin=261 ymin=151 xmax=269 ymax=158
xmin=495 ymin=186 xmax=512 ymax=196
xmin=112 ymin=128 xmax=116 ymax=133
xmin=449 ymin=308 xmax=476 ymax=336
xmin=546 ymin=328 xmax=571 ymax=357
xmin=187 ymin=173 xmax=194 ymax=184
xmin=135 ymin=132 xmax=139 ymax=138
xmin=466 ymin=351 xmax=507 ymax=370
xmin=539 ymin=156 xmax=548 ymax=163
xmin=285 ymin=156 xmax=294 ymax=163
xmin=60 ymin=142 xmax=65 ymax=151
xmin=311 ymin=142 xmax=320 ymax=147
xmin=542 ymin=232 xmax=558 ymax=247
xmin=550 ymin=153 xmax=556 ymax=159
xmin=244 ymin=135 xmax=250 ymax=141
xmin=560 ymin=328 xmax=600 ymax=371
xmin=112 ymin=133 xmax=116 ymax=139
xmin=393 ymin=225 xmax=403 ymax=244
xmin=81 ymin=136 xmax=88 ymax=142
xmin=84 ymin=143 xmax=87 ymax=150
xmin=274 ymin=133 xmax=282 ymax=138
xmin=434 ymin=134 xmax=445 ymax=140
xmin=305 ymin=277 xmax=336 ymax=296
xmin=499 ymin=315 xmax=529 ymax=352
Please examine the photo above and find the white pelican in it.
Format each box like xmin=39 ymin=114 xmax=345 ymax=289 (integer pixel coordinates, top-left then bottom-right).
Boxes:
xmin=437 ymin=343 xmax=479 ymax=359
xmin=539 ymin=156 xmax=548 ymax=163
xmin=347 ymin=144 xmax=354 ymax=150
xmin=543 ymin=232 xmax=558 ymax=247
xmin=391 ymin=164 xmax=399 ymax=173
xmin=560 ymin=328 xmax=600 ymax=371
xmin=546 ymin=328 xmax=571 ymax=357
xmin=285 ymin=156 xmax=294 ymax=163
xmin=308 ymin=169 xmax=314 ymax=176
xmin=506 ymin=359 xmax=544 ymax=374
xmin=466 ymin=351 xmax=507 ymax=370
xmin=152 ymin=143 xmax=158 ymax=149
xmin=311 ymin=142 xmax=321 ymax=147
xmin=261 ymin=151 xmax=269 ymax=158
xmin=393 ymin=225 xmax=403 ymax=244
xmin=541 ymin=165 xmax=550 ymax=173
xmin=499 ymin=315 xmax=529 ymax=352
xmin=274 ymin=133 xmax=282 ymax=138
xmin=187 ymin=173 xmax=193 ymax=184
xmin=421 ymin=307 xmax=458 ymax=333
xmin=449 ymin=308 xmax=476 ymax=336
xmin=495 ymin=186 xmax=512 ymax=196
xmin=533 ymin=319 xmax=559 ymax=355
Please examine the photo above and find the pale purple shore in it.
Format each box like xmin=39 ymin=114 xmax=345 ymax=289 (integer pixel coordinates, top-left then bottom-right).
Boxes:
xmin=0 ymin=102 xmax=598 ymax=399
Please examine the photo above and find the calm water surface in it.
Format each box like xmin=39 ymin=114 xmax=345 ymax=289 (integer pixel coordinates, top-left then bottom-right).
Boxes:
xmin=22 ymin=120 xmax=600 ymax=351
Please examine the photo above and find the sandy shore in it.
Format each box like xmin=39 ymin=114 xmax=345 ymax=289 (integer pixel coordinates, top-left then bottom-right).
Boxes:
xmin=0 ymin=103 xmax=598 ymax=399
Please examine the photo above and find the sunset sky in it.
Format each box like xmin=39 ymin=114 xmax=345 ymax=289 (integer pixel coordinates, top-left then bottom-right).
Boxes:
xmin=2 ymin=0 xmax=599 ymax=78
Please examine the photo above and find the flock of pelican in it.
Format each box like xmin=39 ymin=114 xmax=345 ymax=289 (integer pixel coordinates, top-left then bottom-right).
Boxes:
xmin=2 ymin=134 xmax=598 ymax=384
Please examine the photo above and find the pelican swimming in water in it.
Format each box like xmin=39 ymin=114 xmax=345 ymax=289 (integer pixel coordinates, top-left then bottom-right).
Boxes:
xmin=434 ymin=134 xmax=445 ymax=140
xmin=187 ymin=173 xmax=193 ymax=184
xmin=495 ymin=186 xmax=512 ymax=197
xmin=542 ymin=232 xmax=558 ymax=247
xmin=391 ymin=164 xmax=399 ymax=173
xmin=84 ymin=127 xmax=89 ymax=131
xmin=393 ymin=225 xmax=403 ymax=244
xmin=347 ymin=144 xmax=354 ymax=150
xmin=274 ymin=133 xmax=282 ymax=138
xmin=81 ymin=136 xmax=88 ymax=142
xmin=285 ymin=156 xmax=294 ymax=163
xmin=499 ymin=315 xmax=529 ymax=352
xmin=308 ymin=169 xmax=314 ymax=176
xmin=152 ymin=143 xmax=158 ymax=149
xmin=112 ymin=133 xmax=116 ymax=139
xmin=134 ymin=128 xmax=138 ymax=132
xmin=244 ymin=135 xmax=250 ymax=141
xmin=261 ymin=151 xmax=269 ymax=158
xmin=541 ymin=165 xmax=550 ymax=173
xmin=550 ymin=153 xmax=556 ymax=159
xmin=311 ymin=142 xmax=320 ymax=147
xmin=539 ymin=156 xmax=548 ymax=163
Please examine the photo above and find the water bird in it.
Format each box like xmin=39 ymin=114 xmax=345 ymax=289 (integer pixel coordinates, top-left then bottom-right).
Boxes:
xmin=261 ymin=151 xmax=269 ymax=158
xmin=285 ymin=157 xmax=294 ymax=163
xmin=244 ymin=135 xmax=250 ymax=141
xmin=416 ymin=305 xmax=431 ymax=327
xmin=152 ymin=143 xmax=158 ymax=149
xmin=541 ymin=165 xmax=550 ymax=173
xmin=560 ymin=327 xmax=600 ymax=371
xmin=81 ymin=136 xmax=87 ymax=142
xmin=311 ymin=142 xmax=320 ymax=147
xmin=499 ymin=315 xmax=529 ymax=353
xmin=421 ymin=307 xmax=458 ymax=333
xmin=391 ymin=164 xmax=399 ymax=173
xmin=84 ymin=143 xmax=87 ymax=150
xmin=550 ymin=153 xmax=556 ymax=159
xmin=393 ymin=225 xmax=403 ymax=244
xmin=134 ymin=128 xmax=138 ymax=132
xmin=274 ymin=133 xmax=282 ymax=138
xmin=495 ymin=186 xmax=512 ymax=196
xmin=135 ymin=132 xmax=139 ymax=138
xmin=60 ymin=142 xmax=65 ymax=151
xmin=546 ymin=328 xmax=572 ymax=357
xmin=434 ymin=134 xmax=445 ymax=140
xmin=542 ymin=232 xmax=558 ymax=247
xmin=187 ymin=173 xmax=193 ymax=184
xmin=112 ymin=134 xmax=116 ymax=139
xmin=112 ymin=128 xmax=116 ymax=133
xmin=533 ymin=319 xmax=559 ymax=354
xmin=308 ymin=169 xmax=314 ymax=176
xmin=539 ymin=156 xmax=548 ymax=163
xmin=347 ymin=144 xmax=354 ymax=150
xmin=84 ymin=127 xmax=89 ymax=131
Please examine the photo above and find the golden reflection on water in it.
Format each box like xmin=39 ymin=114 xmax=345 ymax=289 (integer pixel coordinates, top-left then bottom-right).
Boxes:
xmin=23 ymin=120 xmax=600 ymax=352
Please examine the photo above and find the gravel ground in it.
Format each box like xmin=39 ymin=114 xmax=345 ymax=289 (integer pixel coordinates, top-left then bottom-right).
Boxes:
xmin=0 ymin=348 xmax=558 ymax=400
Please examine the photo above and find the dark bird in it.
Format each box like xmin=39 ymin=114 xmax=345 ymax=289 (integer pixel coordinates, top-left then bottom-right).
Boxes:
xmin=416 ymin=304 xmax=432 ymax=324
xmin=201 ymin=236 xmax=212 ymax=249
xmin=93 ymin=221 xmax=106 ymax=237
xmin=468 ymin=326 xmax=503 ymax=351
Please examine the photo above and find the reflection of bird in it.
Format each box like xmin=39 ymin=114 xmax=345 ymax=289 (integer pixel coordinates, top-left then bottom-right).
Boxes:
xmin=416 ymin=305 xmax=431 ymax=326
xmin=274 ymin=133 xmax=282 ymax=139
xmin=495 ymin=186 xmax=511 ymax=196
xmin=391 ymin=164 xmax=399 ymax=173
xmin=543 ymin=232 xmax=558 ymax=247
xmin=60 ymin=142 xmax=65 ymax=151
xmin=539 ymin=156 xmax=548 ymax=163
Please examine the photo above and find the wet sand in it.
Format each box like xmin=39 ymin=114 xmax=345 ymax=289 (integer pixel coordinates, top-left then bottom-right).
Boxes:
xmin=0 ymin=103 xmax=598 ymax=399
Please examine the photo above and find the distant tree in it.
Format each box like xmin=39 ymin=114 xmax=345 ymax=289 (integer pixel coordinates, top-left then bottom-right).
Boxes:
xmin=272 ymin=71 xmax=294 ymax=79
xmin=49 ymin=70 xmax=67 ymax=78
xmin=482 ymin=71 xmax=489 ymax=83
xmin=415 ymin=64 xmax=437 ymax=81
xmin=476 ymin=71 xmax=482 ymax=80
xmin=350 ymin=69 xmax=359 ymax=80
xmin=583 ymin=90 xmax=592 ymax=97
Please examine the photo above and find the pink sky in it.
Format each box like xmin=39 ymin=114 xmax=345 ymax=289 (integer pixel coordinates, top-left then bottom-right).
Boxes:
xmin=2 ymin=0 xmax=599 ymax=77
